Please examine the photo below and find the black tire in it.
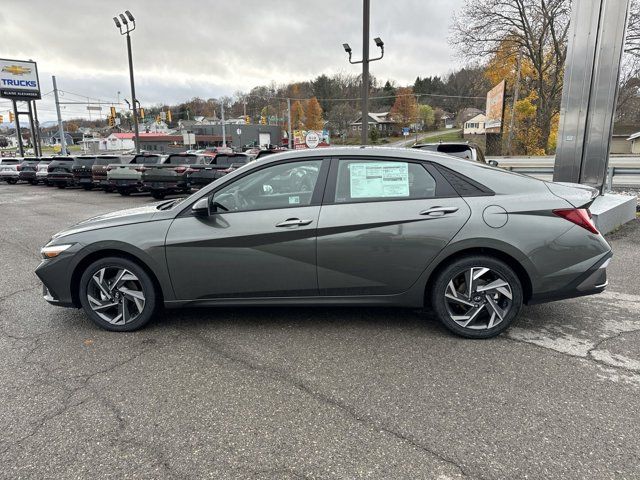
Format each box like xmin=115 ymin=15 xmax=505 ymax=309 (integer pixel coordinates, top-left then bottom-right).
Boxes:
xmin=79 ymin=256 xmax=158 ymax=332
xmin=7 ymin=179 xmax=18 ymax=185
xmin=430 ymin=255 xmax=523 ymax=339
xmin=82 ymin=185 xmax=93 ymax=191
xmin=104 ymin=187 xmax=114 ymax=193
xmin=151 ymin=191 xmax=166 ymax=200
xmin=57 ymin=185 xmax=66 ymax=189
xmin=29 ymin=180 xmax=38 ymax=185
xmin=118 ymin=188 xmax=131 ymax=196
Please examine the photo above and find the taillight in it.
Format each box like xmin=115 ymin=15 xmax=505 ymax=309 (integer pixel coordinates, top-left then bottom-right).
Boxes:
xmin=553 ymin=208 xmax=599 ymax=234
xmin=174 ymin=166 xmax=186 ymax=174
xmin=16 ymin=165 xmax=22 ymax=171
xmin=185 ymin=167 xmax=196 ymax=174
xmin=136 ymin=166 xmax=147 ymax=172
xmin=106 ymin=166 xmax=113 ymax=171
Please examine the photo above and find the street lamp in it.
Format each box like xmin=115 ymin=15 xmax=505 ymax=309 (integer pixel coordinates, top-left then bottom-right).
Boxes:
xmin=343 ymin=0 xmax=384 ymax=145
xmin=113 ymin=10 xmax=140 ymax=153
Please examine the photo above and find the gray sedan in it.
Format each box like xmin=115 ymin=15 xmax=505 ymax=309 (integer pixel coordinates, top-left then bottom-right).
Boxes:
xmin=35 ymin=147 xmax=611 ymax=338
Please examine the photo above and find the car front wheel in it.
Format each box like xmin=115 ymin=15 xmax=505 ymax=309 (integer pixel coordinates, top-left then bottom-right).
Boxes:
xmin=79 ymin=256 xmax=158 ymax=331
xmin=430 ymin=255 xmax=523 ymax=339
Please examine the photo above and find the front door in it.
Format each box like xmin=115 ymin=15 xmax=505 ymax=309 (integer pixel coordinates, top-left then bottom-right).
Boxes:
xmin=316 ymin=157 xmax=471 ymax=296
xmin=165 ymin=158 xmax=328 ymax=300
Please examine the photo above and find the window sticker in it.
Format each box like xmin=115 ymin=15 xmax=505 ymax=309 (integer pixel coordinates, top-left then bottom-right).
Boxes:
xmin=288 ymin=195 xmax=300 ymax=204
xmin=349 ymin=162 xmax=410 ymax=198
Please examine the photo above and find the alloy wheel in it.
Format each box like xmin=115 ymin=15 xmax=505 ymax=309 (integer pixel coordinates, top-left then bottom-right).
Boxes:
xmin=444 ymin=267 xmax=513 ymax=330
xmin=86 ymin=267 xmax=146 ymax=325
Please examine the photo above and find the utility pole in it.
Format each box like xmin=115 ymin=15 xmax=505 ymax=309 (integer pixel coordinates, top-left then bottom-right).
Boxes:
xmin=221 ymin=101 xmax=226 ymax=148
xmin=32 ymin=101 xmax=43 ymax=157
xmin=52 ymin=75 xmax=67 ymax=156
xmin=287 ymin=97 xmax=293 ymax=149
xmin=506 ymin=50 xmax=523 ymax=156
xmin=27 ymin=101 xmax=38 ymax=156
xmin=343 ymin=0 xmax=384 ymax=145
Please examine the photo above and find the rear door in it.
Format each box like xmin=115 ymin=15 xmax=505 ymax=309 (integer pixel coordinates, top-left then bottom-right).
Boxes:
xmin=316 ymin=156 xmax=471 ymax=296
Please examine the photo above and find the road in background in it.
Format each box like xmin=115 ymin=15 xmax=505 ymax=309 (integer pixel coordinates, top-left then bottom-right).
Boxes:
xmin=1 ymin=184 xmax=640 ymax=479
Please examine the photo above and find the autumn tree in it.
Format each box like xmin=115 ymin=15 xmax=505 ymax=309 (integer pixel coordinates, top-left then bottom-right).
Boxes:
xmin=390 ymin=87 xmax=418 ymax=128
xmin=304 ymin=96 xmax=324 ymax=130
xmin=290 ymin=100 xmax=305 ymax=130
xmin=417 ymin=104 xmax=435 ymax=130
xmin=451 ymin=0 xmax=570 ymax=154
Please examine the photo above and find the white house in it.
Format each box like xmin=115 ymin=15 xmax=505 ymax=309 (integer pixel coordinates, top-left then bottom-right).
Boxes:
xmin=106 ymin=133 xmax=136 ymax=151
xmin=463 ymin=113 xmax=486 ymax=135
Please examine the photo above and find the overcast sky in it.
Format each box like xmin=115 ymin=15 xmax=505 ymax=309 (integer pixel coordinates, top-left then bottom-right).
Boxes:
xmin=1 ymin=0 xmax=464 ymax=122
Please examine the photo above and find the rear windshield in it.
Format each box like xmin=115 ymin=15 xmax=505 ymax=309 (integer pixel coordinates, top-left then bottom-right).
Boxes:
xmin=95 ymin=157 xmax=121 ymax=165
xmin=52 ymin=158 xmax=74 ymax=162
xmin=436 ymin=145 xmax=473 ymax=160
xmin=1 ymin=159 xmax=19 ymax=164
xmin=166 ymin=155 xmax=198 ymax=165
xmin=215 ymin=154 xmax=249 ymax=167
xmin=74 ymin=158 xmax=96 ymax=167
xmin=131 ymin=155 xmax=162 ymax=164
xmin=38 ymin=159 xmax=53 ymax=164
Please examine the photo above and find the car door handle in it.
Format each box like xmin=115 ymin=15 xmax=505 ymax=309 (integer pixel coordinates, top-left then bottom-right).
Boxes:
xmin=276 ymin=218 xmax=313 ymax=227
xmin=419 ymin=206 xmax=459 ymax=216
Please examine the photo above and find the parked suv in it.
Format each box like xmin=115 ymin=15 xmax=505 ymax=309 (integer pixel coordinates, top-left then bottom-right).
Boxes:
xmin=0 ymin=158 xmax=20 ymax=184
xmin=187 ymin=153 xmax=252 ymax=188
xmin=36 ymin=157 xmax=55 ymax=185
xmin=412 ymin=141 xmax=486 ymax=163
xmin=141 ymin=153 xmax=208 ymax=199
xmin=72 ymin=156 xmax=98 ymax=190
xmin=92 ymin=155 xmax=122 ymax=192
xmin=47 ymin=157 xmax=75 ymax=188
xmin=18 ymin=158 xmax=41 ymax=184
xmin=107 ymin=153 xmax=163 ymax=196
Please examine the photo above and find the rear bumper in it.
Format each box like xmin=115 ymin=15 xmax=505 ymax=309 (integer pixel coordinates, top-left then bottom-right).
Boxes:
xmin=528 ymin=252 xmax=612 ymax=304
xmin=0 ymin=171 xmax=19 ymax=179
xmin=49 ymin=174 xmax=74 ymax=185
xmin=19 ymin=171 xmax=36 ymax=181
xmin=110 ymin=179 xmax=141 ymax=188
xmin=142 ymin=180 xmax=186 ymax=191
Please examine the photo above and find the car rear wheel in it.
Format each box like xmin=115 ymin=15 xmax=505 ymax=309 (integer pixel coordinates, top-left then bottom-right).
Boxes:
xmin=79 ymin=256 xmax=157 ymax=332
xmin=7 ymin=179 xmax=17 ymax=184
xmin=430 ymin=255 xmax=523 ymax=339
xmin=82 ymin=185 xmax=93 ymax=191
xmin=118 ymin=188 xmax=131 ymax=196
xmin=151 ymin=191 xmax=166 ymax=200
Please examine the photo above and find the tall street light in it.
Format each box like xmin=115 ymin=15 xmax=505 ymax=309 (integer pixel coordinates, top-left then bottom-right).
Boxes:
xmin=113 ymin=10 xmax=140 ymax=153
xmin=343 ymin=0 xmax=384 ymax=145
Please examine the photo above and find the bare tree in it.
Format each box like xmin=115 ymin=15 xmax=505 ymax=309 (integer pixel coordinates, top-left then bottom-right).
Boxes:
xmin=451 ymin=0 xmax=571 ymax=152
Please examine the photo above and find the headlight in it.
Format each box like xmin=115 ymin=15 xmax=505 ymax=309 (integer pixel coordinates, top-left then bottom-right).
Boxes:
xmin=41 ymin=244 xmax=74 ymax=259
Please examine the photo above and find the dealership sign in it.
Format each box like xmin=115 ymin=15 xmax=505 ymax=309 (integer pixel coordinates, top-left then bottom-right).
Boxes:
xmin=293 ymin=129 xmax=330 ymax=149
xmin=0 ymin=58 xmax=41 ymax=100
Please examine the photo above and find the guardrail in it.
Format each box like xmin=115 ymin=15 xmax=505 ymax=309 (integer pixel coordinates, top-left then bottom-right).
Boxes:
xmin=502 ymin=165 xmax=640 ymax=189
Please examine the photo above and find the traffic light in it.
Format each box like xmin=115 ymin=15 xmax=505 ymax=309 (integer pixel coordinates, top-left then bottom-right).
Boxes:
xmin=260 ymin=116 xmax=266 ymax=125
xmin=156 ymin=115 xmax=161 ymax=123
xmin=9 ymin=111 xmax=14 ymax=122
xmin=0 ymin=115 xmax=3 ymax=124
xmin=108 ymin=116 xmax=115 ymax=127
xmin=244 ymin=115 xmax=250 ymax=124
xmin=110 ymin=106 xmax=116 ymax=118
xmin=139 ymin=108 xmax=145 ymax=119
xmin=166 ymin=110 xmax=172 ymax=123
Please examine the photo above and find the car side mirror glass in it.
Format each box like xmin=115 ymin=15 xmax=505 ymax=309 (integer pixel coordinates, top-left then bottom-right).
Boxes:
xmin=191 ymin=197 xmax=210 ymax=216
xmin=488 ymin=160 xmax=499 ymax=167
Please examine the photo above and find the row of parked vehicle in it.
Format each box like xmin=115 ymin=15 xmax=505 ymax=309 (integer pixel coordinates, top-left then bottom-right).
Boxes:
xmin=0 ymin=150 xmax=283 ymax=199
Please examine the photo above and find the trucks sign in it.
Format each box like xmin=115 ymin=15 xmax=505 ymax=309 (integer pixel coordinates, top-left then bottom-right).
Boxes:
xmin=0 ymin=58 xmax=41 ymax=100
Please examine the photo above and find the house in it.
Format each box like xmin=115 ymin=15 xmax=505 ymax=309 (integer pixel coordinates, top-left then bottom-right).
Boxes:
xmin=44 ymin=132 xmax=74 ymax=146
xmin=457 ymin=107 xmax=484 ymax=127
xmin=439 ymin=112 xmax=456 ymax=129
xmin=350 ymin=112 xmax=396 ymax=135
xmin=463 ymin=113 xmax=486 ymax=135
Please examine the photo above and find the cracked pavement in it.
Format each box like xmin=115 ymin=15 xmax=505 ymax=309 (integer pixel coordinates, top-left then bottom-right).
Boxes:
xmin=1 ymin=184 xmax=639 ymax=479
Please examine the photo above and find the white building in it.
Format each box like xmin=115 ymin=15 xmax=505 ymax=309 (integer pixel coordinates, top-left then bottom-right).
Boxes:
xmin=105 ymin=133 xmax=136 ymax=151
xmin=463 ymin=113 xmax=486 ymax=135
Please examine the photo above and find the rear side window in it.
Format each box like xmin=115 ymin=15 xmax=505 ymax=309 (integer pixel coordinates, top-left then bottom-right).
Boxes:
xmin=334 ymin=159 xmax=436 ymax=203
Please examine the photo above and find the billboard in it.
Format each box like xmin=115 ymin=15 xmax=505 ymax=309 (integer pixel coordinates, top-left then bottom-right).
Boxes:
xmin=0 ymin=59 xmax=41 ymax=100
xmin=293 ymin=129 xmax=330 ymax=149
xmin=485 ymin=80 xmax=506 ymax=134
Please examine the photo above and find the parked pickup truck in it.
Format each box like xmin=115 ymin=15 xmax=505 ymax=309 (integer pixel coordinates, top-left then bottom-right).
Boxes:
xmin=47 ymin=157 xmax=75 ymax=188
xmin=0 ymin=158 xmax=20 ymax=184
xmin=107 ymin=153 xmax=164 ymax=196
xmin=36 ymin=157 xmax=55 ymax=185
xmin=186 ymin=153 xmax=251 ymax=188
xmin=72 ymin=156 xmax=98 ymax=190
xmin=18 ymin=158 xmax=40 ymax=184
xmin=92 ymin=155 xmax=122 ymax=192
xmin=141 ymin=153 xmax=208 ymax=199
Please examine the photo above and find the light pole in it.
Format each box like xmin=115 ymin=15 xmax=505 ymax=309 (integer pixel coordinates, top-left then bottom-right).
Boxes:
xmin=343 ymin=0 xmax=384 ymax=145
xmin=113 ymin=11 xmax=140 ymax=153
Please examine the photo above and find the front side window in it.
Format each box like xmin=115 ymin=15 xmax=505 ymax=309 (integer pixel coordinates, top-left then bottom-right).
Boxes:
xmin=212 ymin=160 xmax=322 ymax=212
xmin=334 ymin=159 xmax=436 ymax=203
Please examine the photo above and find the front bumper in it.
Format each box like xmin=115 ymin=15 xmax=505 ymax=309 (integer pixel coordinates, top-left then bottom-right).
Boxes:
xmin=36 ymin=254 xmax=77 ymax=308
xmin=528 ymin=252 xmax=612 ymax=304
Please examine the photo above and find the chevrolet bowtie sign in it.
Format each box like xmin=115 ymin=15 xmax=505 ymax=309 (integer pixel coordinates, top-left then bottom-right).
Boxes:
xmin=0 ymin=58 xmax=41 ymax=100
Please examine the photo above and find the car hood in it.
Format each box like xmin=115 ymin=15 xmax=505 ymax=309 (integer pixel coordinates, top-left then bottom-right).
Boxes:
xmin=52 ymin=204 xmax=161 ymax=239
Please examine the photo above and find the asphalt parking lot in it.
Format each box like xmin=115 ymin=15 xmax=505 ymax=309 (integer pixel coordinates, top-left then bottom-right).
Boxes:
xmin=1 ymin=183 xmax=640 ymax=480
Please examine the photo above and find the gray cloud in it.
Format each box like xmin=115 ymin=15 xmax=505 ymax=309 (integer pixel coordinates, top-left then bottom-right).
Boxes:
xmin=1 ymin=0 xmax=464 ymax=121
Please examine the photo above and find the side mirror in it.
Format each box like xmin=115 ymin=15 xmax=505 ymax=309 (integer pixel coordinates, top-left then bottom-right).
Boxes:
xmin=488 ymin=160 xmax=499 ymax=167
xmin=191 ymin=197 xmax=210 ymax=216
